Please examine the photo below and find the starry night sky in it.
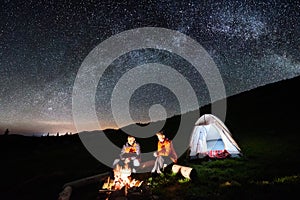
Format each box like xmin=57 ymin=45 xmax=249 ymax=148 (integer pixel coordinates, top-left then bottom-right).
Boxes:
xmin=1 ymin=0 xmax=299 ymax=135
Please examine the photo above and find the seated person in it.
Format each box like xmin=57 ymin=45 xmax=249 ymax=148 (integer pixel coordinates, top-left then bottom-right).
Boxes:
xmin=112 ymin=135 xmax=141 ymax=173
xmin=152 ymin=131 xmax=177 ymax=174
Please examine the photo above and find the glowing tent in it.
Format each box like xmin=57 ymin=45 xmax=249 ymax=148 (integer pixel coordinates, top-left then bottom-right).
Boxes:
xmin=188 ymin=114 xmax=242 ymax=159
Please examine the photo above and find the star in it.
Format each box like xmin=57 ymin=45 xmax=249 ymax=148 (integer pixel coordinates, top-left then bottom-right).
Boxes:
xmin=0 ymin=0 xmax=299 ymax=135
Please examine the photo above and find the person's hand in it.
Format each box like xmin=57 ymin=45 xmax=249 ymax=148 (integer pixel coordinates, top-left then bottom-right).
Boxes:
xmin=153 ymin=152 xmax=158 ymax=157
xmin=125 ymin=158 xmax=130 ymax=164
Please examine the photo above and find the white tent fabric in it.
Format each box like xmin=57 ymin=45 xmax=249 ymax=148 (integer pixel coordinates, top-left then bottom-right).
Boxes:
xmin=189 ymin=114 xmax=241 ymax=158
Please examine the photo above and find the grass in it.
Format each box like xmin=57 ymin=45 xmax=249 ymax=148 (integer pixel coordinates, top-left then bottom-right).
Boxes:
xmin=0 ymin=128 xmax=299 ymax=200
xmin=145 ymin=130 xmax=300 ymax=200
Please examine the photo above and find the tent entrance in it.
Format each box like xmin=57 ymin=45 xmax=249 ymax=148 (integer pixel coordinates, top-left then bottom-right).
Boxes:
xmin=207 ymin=138 xmax=225 ymax=151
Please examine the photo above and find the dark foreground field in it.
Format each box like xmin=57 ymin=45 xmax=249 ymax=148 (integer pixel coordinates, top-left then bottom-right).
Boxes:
xmin=1 ymin=76 xmax=300 ymax=200
xmin=1 ymin=127 xmax=299 ymax=200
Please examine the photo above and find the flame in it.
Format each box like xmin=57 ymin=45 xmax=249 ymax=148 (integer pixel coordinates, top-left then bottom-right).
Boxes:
xmin=102 ymin=164 xmax=143 ymax=192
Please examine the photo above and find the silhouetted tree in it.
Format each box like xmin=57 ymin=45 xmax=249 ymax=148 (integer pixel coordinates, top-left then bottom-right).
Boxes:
xmin=47 ymin=132 xmax=50 ymax=137
xmin=56 ymin=132 xmax=59 ymax=137
xmin=4 ymin=128 xmax=9 ymax=136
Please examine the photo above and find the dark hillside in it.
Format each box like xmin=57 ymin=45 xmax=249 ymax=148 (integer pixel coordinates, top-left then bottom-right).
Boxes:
xmin=0 ymin=76 xmax=299 ymax=200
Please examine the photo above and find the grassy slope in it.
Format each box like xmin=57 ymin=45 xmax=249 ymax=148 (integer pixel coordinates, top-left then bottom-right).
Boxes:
xmin=0 ymin=76 xmax=299 ymax=200
xmin=151 ymin=130 xmax=300 ymax=200
xmin=149 ymin=76 xmax=300 ymax=199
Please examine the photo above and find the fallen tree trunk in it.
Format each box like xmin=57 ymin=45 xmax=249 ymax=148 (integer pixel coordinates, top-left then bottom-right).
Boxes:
xmin=58 ymin=172 xmax=109 ymax=200
xmin=58 ymin=186 xmax=72 ymax=200
xmin=171 ymin=164 xmax=197 ymax=180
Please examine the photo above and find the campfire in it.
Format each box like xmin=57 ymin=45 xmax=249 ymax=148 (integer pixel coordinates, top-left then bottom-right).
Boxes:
xmin=98 ymin=163 xmax=195 ymax=199
xmin=100 ymin=164 xmax=143 ymax=198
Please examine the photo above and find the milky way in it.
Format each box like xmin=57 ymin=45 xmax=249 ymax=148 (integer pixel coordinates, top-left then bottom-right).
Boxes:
xmin=0 ymin=0 xmax=299 ymax=135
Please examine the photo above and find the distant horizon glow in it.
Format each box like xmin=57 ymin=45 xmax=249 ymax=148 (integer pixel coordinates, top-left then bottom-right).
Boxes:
xmin=0 ymin=118 xmax=158 ymax=135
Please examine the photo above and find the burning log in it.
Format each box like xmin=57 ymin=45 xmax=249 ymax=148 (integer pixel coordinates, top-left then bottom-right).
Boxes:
xmin=102 ymin=176 xmax=114 ymax=191
xmin=100 ymin=164 xmax=143 ymax=198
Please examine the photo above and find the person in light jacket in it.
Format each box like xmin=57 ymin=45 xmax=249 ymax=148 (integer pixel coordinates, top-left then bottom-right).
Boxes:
xmin=151 ymin=131 xmax=177 ymax=174
xmin=112 ymin=135 xmax=141 ymax=173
